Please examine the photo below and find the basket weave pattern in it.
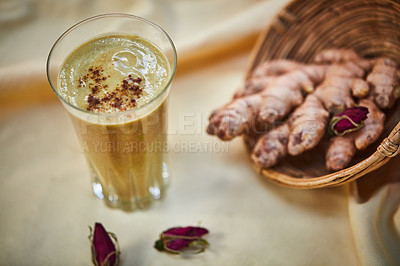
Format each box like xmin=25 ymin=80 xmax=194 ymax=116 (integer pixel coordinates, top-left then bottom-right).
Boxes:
xmin=246 ymin=0 xmax=400 ymax=188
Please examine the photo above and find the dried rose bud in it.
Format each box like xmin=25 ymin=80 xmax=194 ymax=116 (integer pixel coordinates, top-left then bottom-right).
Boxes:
xmin=163 ymin=226 xmax=209 ymax=239
xmin=330 ymin=106 xmax=369 ymax=136
xmin=154 ymin=226 xmax=209 ymax=254
xmin=89 ymin=223 xmax=120 ymax=266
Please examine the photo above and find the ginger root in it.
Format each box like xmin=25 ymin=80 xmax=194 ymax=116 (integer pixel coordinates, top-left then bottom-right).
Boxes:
xmin=233 ymin=60 xmax=303 ymax=99
xmin=251 ymin=94 xmax=329 ymax=169
xmin=252 ymin=59 xmax=303 ymax=78
xmin=207 ymin=49 xmax=398 ymax=171
xmin=315 ymin=49 xmax=371 ymax=70
xmin=207 ymin=94 xmax=262 ymax=140
xmin=287 ymin=94 xmax=329 ymax=156
xmin=367 ymin=58 xmax=400 ymax=109
xmin=251 ymin=123 xmax=289 ymax=169
xmin=207 ymin=62 xmax=326 ymax=140
xmin=314 ymin=58 xmax=370 ymax=113
xmin=325 ymin=136 xmax=357 ymax=171
xmin=233 ymin=76 xmax=274 ymax=99
xmin=351 ymin=78 xmax=370 ymax=99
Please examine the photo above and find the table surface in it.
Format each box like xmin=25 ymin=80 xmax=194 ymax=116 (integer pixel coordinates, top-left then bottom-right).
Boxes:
xmin=0 ymin=52 xmax=361 ymax=266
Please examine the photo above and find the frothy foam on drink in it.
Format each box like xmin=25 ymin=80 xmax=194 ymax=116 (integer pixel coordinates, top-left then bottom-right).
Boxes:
xmin=58 ymin=35 xmax=170 ymax=116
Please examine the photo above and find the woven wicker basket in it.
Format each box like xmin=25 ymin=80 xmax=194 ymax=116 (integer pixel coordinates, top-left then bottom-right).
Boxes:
xmin=245 ymin=0 xmax=400 ymax=188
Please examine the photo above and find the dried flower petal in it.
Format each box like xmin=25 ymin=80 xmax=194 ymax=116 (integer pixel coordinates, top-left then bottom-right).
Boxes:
xmin=163 ymin=226 xmax=209 ymax=239
xmin=89 ymin=223 xmax=120 ymax=266
xmin=154 ymin=226 xmax=209 ymax=254
xmin=330 ymin=106 xmax=369 ymax=136
xmin=165 ymin=239 xmax=193 ymax=252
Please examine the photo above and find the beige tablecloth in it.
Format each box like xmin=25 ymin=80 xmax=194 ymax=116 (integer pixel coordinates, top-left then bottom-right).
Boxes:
xmin=0 ymin=0 xmax=399 ymax=265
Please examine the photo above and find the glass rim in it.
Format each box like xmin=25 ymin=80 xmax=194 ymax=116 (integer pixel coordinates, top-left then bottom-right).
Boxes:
xmin=46 ymin=13 xmax=177 ymax=117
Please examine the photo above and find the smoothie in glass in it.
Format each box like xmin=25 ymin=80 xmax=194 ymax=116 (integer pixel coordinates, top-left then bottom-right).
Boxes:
xmin=47 ymin=14 xmax=176 ymax=211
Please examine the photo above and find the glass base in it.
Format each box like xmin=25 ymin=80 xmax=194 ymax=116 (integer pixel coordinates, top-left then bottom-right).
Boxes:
xmin=90 ymin=163 xmax=170 ymax=212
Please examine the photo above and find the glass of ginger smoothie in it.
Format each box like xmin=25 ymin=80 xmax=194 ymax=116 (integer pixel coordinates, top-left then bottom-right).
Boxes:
xmin=47 ymin=14 xmax=177 ymax=211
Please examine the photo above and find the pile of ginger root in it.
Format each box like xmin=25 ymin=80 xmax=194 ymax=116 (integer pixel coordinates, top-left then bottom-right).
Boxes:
xmin=207 ymin=49 xmax=400 ymax=171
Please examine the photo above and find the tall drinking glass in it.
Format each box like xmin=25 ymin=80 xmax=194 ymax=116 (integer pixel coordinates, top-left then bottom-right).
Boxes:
xmin=47 ymin=14 xmax=177 ymax=211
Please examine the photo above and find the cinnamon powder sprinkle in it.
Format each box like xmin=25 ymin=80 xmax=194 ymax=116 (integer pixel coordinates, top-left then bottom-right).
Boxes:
xmin=80 ymin=65 xmax=144 ymax=112
xmin=87 ymin=94 xmax=101 ymax=111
